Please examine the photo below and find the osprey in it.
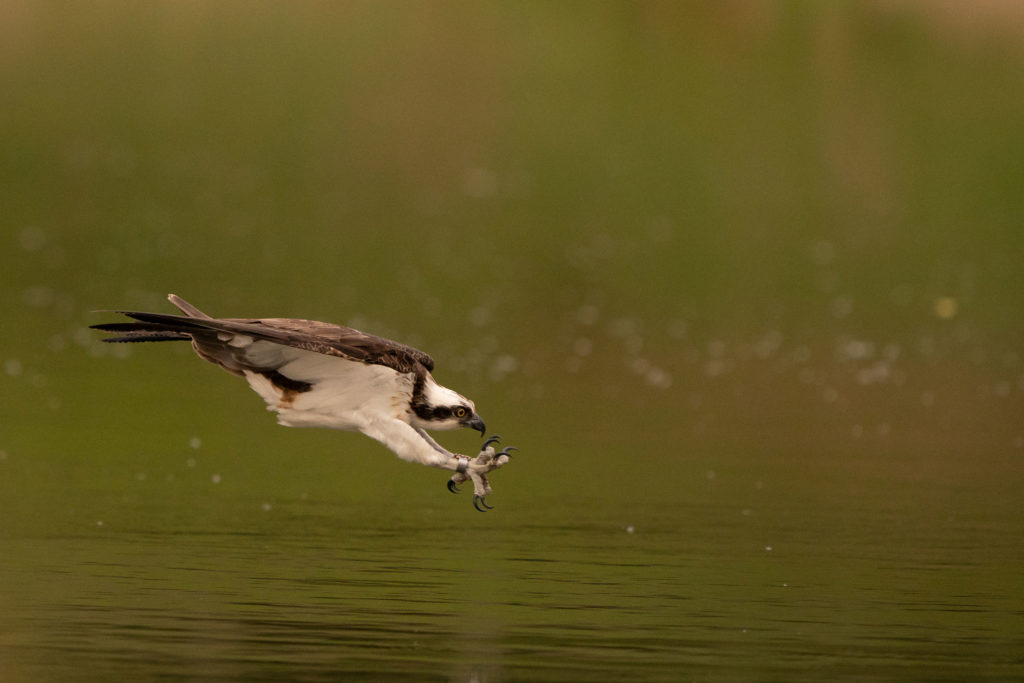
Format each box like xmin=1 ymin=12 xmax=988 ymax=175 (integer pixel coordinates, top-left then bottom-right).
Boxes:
xmin=92 ymin=294 xmax=515 ymax=511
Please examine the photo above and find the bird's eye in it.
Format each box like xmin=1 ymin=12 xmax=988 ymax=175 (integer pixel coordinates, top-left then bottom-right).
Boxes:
xmin=454 ymin=407 xmax=467 ymax=418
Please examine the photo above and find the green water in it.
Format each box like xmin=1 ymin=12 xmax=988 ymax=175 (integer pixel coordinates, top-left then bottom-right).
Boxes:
xmin=2 ymin=439 xmax=1021 ymax=680
xmin=2 ymin=2 xmax=1023 ymax=680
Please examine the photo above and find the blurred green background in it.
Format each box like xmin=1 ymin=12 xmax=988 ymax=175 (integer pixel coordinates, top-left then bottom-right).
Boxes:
xmin=1 ymin=1 xmax=1023 ymax=679
xmin=3 ymin=0 xmax=1021 ymax=499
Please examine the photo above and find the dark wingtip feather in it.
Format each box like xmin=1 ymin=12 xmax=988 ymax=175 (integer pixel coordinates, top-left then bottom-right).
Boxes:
xmin=90 ymin=322 xmax=138 ymax=331
xmin=90 ymin=321 xmax=193 ymax=343
xmin=98 ymin=333 xmax=192 ymax=343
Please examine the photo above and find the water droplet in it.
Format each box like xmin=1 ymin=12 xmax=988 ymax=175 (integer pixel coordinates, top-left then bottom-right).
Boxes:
xmin=607 ymin=317 xmax=639 ymax=338
xmin=468 ymin=306 xmax=492 ymax=327
xmin=575 ymin=305 xmax=601 ymax=326
xmin=933 ymin=297 xmax=958 ymax=320
xmin=461 ymin=167 xmax=498 ymax=198
xmin=830 ymin=297 xmax=853 ymax=319
xmin=189 ymin=437 xmax=202 ymax=450
xmin=838 ymin=339 xmax=874 ymax=361
xmin=856 ymin=362 xmax=890 ymax=385
xmin=645 ymin=367 xmax=673 ymax=389
xmin=624 ymin=334 xmax=643 ymax=356
xmin=211 ymin=474 xmax=222 ymax=484
xmin=667 ymin=319 xmax=688 ymax=340
xmin=753 ymin=330 xmax=784 ymax=359
xmin=704 ymin=359 xmax=730 ymax=377
xmin=19 ymin=226 xmax=47 ymax=252
xmin=21 ymin=286 xmax=54 ymax=308
xmin=809 ymin=240 xmax=836 ymax=265
xmin=489 ymin=354 xmax=519 ymax=381
xmin=630 ymin=357 xmax=651 ymax=374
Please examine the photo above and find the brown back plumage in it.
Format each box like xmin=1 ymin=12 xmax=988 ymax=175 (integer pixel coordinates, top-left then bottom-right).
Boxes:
xmin=91 ymin=294 xmax=435 ymax=376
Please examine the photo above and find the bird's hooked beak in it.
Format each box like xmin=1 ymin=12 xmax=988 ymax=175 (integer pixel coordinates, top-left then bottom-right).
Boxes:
xmin=466 ymin=414 xmax=486 ymax=436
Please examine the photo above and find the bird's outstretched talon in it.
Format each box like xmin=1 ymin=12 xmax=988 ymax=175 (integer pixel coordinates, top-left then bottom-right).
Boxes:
xmin=449 ymin=443 xmax=515 ymax=510
xmin=481 ymin=435 xmax=502 ymax=451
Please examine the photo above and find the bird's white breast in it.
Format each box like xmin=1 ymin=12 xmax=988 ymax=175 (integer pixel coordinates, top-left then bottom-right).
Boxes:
xmin=240 ymin=342 xmax=414 ymax=431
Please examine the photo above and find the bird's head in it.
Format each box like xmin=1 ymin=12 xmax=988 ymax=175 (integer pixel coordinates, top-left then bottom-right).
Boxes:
xmin=411 ymin=378 xmax=486 ymax=434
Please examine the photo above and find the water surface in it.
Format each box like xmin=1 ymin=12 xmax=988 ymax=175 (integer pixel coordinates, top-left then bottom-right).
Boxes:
xmin=2 ymin=448 xmax=1020 ymax=681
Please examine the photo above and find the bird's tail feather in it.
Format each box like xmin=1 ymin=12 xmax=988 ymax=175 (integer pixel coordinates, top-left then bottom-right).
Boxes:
xmin=168 ymin=293 xmax=212 ymax=319
xmin=90 ymin=320 xmax=196 ymax=343
xmin=92 ymin=294 xmax=212 ymax=343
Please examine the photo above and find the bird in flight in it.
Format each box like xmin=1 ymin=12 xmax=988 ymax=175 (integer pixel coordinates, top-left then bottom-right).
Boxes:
xmin=92 ymin=294 xmax=515 ymax=511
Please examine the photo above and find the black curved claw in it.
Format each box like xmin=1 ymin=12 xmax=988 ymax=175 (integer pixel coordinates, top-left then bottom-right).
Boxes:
xmin=481 ymin=434 xmax=502 ymax=451
xmin=497 ymin=446 xmax=518 ymax=458
xmin=447 ymin=479 xmax=461 ymax=494
xmin=473 ymin=495 xmax=493 ymax=512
